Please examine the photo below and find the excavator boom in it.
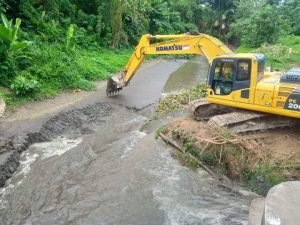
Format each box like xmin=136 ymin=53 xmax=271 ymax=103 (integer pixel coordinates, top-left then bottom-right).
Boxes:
xmin=106 ymin=33 xmax=232 ymax=95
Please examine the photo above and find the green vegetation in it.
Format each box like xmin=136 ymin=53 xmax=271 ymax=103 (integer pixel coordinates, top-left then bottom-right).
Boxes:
xmin=229 ymin=4 xmax=291 ymax=47
xmin=0 ymin=0 xmax=299 ymax=107
xmin=156 ymin=83 xmax=208 ymax=114
xmin=237 ymin=35 xmax=300 ymax=70
xmin=0 ymin=44 xmax=131 ymax=107
xmin=243 ymin=165 xmax=284 ymax=195
xmin=155 ymin=125 xmax=166 ymax=139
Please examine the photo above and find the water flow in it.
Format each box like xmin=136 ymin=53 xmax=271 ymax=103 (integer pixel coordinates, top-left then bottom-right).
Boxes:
xmin=0 ymin=59 xmax=252 ymax=225
xmin=163 ymin=56 xmax=209 ymax=93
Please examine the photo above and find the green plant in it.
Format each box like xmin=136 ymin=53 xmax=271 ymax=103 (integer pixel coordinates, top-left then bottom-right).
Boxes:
xmin=185 ymin=158 xmax=199 ymax=171
xmin=66 ymin=24 xmax=75 ymax=51
xmin=155 ymin=126 xmax=166 ymax=139
xmin=242 ymin=165 xmax=284 ymax=196
xmin=10 ymin=74 xmax=40 ymax=96
xmin=156 ymin=83 xmax=208 ymax=114
xmin=0 ymin=0 xmax=7 ymax=13
xmin=0 ymin=13 xmax=32 ymax=61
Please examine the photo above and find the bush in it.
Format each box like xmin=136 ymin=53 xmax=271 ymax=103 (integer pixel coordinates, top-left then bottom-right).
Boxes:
xmin=10 ymin=74 xmax=39 ymax=96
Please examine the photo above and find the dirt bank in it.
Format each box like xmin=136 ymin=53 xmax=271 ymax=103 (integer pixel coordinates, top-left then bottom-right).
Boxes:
xmin=160 ymin=118 xmax=300 ymax=195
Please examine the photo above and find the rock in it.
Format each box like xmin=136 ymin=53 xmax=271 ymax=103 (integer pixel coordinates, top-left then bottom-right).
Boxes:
xmin=264 ymin=181 xmax=300 ymax=225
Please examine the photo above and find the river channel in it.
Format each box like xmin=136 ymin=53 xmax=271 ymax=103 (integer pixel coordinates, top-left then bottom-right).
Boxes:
xmin=0 ymin=57 xmax=252 ymax=225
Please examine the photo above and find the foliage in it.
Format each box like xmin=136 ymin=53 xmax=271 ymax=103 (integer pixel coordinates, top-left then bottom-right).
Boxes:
xmin=0 ymin=13 xmax=31 ymax=61
xmin=242 ymin=165 xmax=284 ymax=196
xmin=0 ymin=0 xmax=298 ymax=106
xmin=0 ymin=0 xmax=7 ymax=13
xmin=229 ymin=5 xmax=291 ymax=47
xmin=155 ymin=125 xmax=166 ymax=139
xmin=10 ymin=73 xmax=39 ymax=96
xmin=156 ymin=83 xmax=208 ymax=114
xmin=237 ymin=35 xmax=300 ymax=70
xmin=66 ymin=24 xmax=75 ymax=51
xmin=282 ymin=0 xmax=300 ymax=35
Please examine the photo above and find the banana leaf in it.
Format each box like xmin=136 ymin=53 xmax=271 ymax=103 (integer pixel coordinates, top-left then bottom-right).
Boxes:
xmin=0 ymin=25 xmax=12 ymax=43
xmin=1 ymin=13 xmax=11 ymax=28
xmin=9 ymin=41 xmax=31 ymax=52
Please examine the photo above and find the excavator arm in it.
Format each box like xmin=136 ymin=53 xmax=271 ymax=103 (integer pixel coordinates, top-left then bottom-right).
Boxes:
xmin=106 ymin=33 xmax=233 ymax=95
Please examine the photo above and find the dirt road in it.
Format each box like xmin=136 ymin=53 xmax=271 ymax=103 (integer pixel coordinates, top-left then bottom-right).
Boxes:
xmin=0 ymin=58 xmax=253 ymax=225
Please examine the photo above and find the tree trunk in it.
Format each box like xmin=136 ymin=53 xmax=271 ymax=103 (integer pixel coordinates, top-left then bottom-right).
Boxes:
xmin=111 ymin=0 xmax=124 ymax=48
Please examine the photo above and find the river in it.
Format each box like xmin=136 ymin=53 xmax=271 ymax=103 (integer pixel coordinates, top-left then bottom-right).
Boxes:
xmin=0 ymin=57 xmax=252 ymax=225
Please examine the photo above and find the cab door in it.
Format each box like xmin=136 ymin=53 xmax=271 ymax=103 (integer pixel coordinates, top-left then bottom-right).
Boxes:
xmin=208 ymin=58 xmax=253 ymax=104
xmin=232 ymin=59 xmax=253 ymax=103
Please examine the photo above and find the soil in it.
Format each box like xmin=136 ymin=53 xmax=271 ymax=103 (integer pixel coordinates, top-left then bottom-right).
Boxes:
xmin=165 ymin=118 xmax=216 ymax=140
xmin=252 ymin=130 xmax=300 ymax=163
xmin=164 ymin=118 xmax=300 ymax=181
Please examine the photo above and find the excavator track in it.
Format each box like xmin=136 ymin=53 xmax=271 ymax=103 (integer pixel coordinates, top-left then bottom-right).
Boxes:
xmin=208 ymin=111 xmax=297 ymax=133
xmin=188 ymin=99 xmax=232 ymax=120
xmin=189 ymin=100 xmax=297 ymax=134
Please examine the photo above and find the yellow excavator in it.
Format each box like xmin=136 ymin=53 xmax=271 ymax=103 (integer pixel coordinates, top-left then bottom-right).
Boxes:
xmin=106 ymin=34 xmax=300 ymax=133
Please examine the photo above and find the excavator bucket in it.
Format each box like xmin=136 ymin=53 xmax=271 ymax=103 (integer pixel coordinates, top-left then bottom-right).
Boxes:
xmin=106 ymin=76 xmax=122 ymax=95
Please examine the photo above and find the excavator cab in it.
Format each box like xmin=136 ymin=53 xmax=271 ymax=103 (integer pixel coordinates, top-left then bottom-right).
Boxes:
xmin=208 ymin=54 xmax=265 ymax=103
xmin=210 ymin=59 xmax=235 ymax=95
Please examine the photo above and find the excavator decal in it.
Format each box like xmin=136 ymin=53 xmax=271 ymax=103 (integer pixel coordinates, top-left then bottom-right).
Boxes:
xmin=156 ymin=44 xmax=190 ymax=51
xmin=285 ymin=88 xmax=300 ymax=111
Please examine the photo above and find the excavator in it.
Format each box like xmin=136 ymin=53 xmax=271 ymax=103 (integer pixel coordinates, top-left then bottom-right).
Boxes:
xmin=106 ymin=33 xmax=300 ymax=133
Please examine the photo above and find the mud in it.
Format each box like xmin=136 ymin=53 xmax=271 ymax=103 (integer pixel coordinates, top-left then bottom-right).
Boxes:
xmin=0 ymin=58 xmax=254 ymax=225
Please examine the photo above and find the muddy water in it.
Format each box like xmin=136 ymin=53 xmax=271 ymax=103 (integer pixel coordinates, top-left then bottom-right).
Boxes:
xmin=0 ymin=59 xmax=252 ymax=225
xmin=163 ymin=56 xmax=209 ymax=93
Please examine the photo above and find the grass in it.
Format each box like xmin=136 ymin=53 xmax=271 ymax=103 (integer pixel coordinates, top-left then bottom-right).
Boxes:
xmin=236 ymin=35 xmax=300 ymax=70
xmin=0 ymin=87 xmax=32 ymax=108
xmin=242 ymin=165 xmax=284 ymax=195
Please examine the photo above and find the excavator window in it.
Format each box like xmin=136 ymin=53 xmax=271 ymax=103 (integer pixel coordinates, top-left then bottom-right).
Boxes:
xmin=212 ymin=60 xmax=234 ymax=95
xmin=237 ymin=60 xmax=250 ymax=81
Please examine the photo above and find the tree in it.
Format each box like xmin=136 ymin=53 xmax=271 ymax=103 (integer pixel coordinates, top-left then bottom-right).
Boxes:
xmin=230 ymin=5 xmax=291 ymax=47
xmin=111 ymin=0 xmax=124 ymax=48
xmin=282 ymin=0 xmax=300 ymax=35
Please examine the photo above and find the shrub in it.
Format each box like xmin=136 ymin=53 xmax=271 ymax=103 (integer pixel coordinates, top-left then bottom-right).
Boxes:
xmin=10 ymin=74 xmax=40 ymax=96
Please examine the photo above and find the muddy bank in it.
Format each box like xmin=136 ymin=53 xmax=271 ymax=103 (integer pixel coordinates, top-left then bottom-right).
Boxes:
xmin=0 ymin=102 xmax=113 ymax=187
xmin=160 ymin=118 xmax=300 ymax=196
